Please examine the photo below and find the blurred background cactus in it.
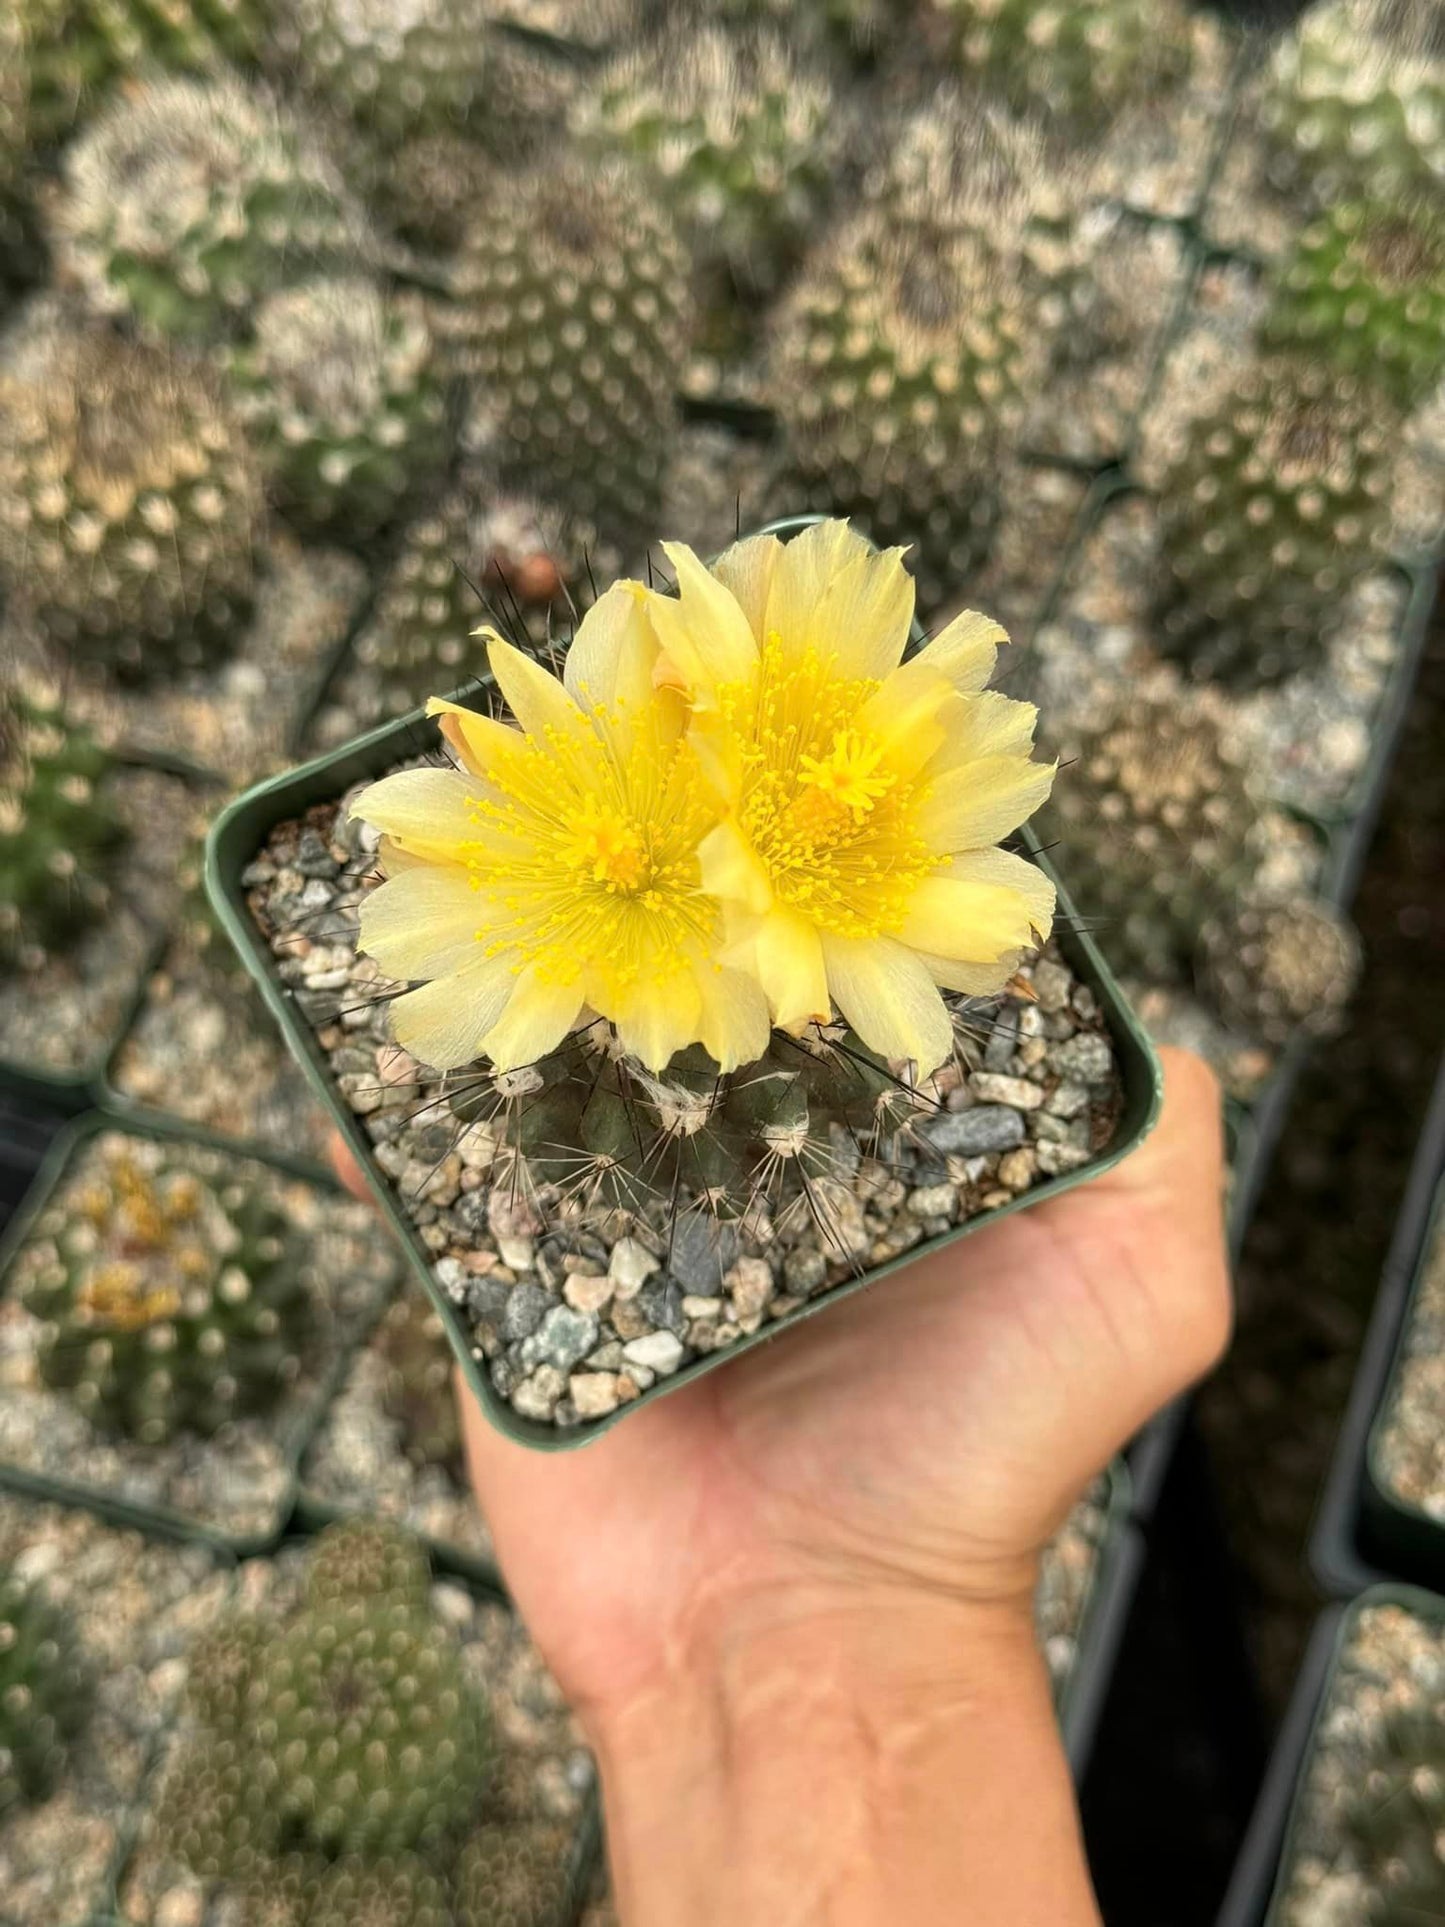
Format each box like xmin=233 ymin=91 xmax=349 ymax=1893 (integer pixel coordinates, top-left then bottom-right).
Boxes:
xmin=0 ymin=1567 xmax=89 ymax=1815
xmin=15 ymin=1135 xmax=314 ymax=1444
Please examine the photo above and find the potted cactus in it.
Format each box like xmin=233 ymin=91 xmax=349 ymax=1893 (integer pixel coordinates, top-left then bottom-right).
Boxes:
xmin=209 ymin=515 xmax=1160 ymax=1447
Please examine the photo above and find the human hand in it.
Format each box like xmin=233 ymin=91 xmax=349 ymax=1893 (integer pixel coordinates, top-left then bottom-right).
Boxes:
xmin=337 ymin=1044 xmax=1229 ymax=1922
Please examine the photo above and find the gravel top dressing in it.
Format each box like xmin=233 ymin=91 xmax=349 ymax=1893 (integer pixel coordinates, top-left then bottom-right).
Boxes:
xmin=0 ymin=1129 xmax=397 ymax=1543
xmin=0 ymin=1494 xmax=233 ymax=1927
xmin=243 ymin=779 xmax=1127 ymax=1434
xmin=1374 ymin=1206 xmax=1445 ymax=1525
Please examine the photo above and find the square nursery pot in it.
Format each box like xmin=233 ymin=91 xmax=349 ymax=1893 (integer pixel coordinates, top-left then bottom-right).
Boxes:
xmin=1052 ymin=1458 xmax=1144 ymax=1781
xmin=0 ymin=1108 xmax=398 ymax=1553
xmin=207 ymin=520 xmax=1163 ymax=1450
xmin=1311 ymin=1051 xmax=1445 ymax=1599
xmin=112 ymin=1530 xmax=602 ymax=1927
xmin=1217 ymin=1584 xmax=1445 ymax=1927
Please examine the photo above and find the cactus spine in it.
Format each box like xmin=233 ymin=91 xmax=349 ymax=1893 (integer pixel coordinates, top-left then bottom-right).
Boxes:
xmin=17 ymin=1135 xmax=314 ymax=1446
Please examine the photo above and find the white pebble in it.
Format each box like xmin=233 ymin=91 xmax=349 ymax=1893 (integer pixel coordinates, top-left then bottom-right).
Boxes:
xmin=621 ymin=1331 xmax=685 ymax=1376
xmin=609 ymin=1236 xmax=660 ymax=1299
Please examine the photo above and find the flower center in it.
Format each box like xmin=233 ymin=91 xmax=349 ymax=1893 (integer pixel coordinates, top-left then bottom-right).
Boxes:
xmin=561 ymin=799 xmax=650 ymax=891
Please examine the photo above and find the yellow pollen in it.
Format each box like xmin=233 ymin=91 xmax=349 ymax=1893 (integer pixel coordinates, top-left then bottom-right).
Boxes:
xmin=560 ymin=800 xmax=649 ymax=891
xmin=798 ymin=729 xmax=892 ymax=821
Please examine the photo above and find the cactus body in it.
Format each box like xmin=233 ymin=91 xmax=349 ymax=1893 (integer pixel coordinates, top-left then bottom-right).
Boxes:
xmin=0 ymin=328 xmax=263 ymax=680
xmin=1197 ymin=898 xmax=1361 ymax=1045
xmin=1264 ymin=193 xmax=1445 ymax=412
xmin=277 ymin=0 xmax=493 ymax=151
xmin=17 ymin=1136 xmax=313 ymax=1445
xmin=1260 ymin=0 xmax=1445 ymax=203
xmin=51 ymin=74 xmax=366 ymax=342
xmin=231 ymin=278 xmax=449 ymax=541
xmin=1344 ymin=1701 xmax=1445 ymax=1923
xmin=0 ymin=687 xmax=127 ymax=970
xmin=454 ymin=1821 xmax=575 ymax=1927
xmin=0 ymin=1569 xmax=89 ymax=1814
xmin=309 ymin=1855 xmax=454 ymax=1927
xmin=375 ymin=1294 xmax=465 ymax=1478
xmin=770 ymin=205 xmax=1037 ymax=610
xmin=449 ymin=157 xmax=693 ymax=553
xmin=925 ymin=0 xmax=1193 ymax=134
xmin=1154 ymin=360 xmax=1392 ymax=689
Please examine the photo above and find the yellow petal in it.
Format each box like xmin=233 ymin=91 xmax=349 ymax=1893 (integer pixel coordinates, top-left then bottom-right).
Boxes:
xmin=926 ymin=690 xmax=1040 ymax=771
xmin=650 ymin=541 xmax=759 ymax=699
xmin=390 ymin=950 xmax=517 ymax=1071
xmin=820 ymin=934 xmax=954 ymax=1074
xmin=763 ymin=519 xmax=874 ymax=640
xmin=349 ymin=767 xmax=485 ymax=862
xmin=426 ymin=696 xmax=522 ymax=780
xmin=917 ymin=753 xmax=1057 ymax=853
xmin=710 ymin=532 xmax=783 ymax=643
xmin=358 ymin=866 xmax=484 ymax=981
xmin=858 ymin=659 xmax=956 ymax=769
xmin=914 ymin=951 xmax=1020 ymax=996
xmin=696 ymin=963 xmax=772 ymax=1073
xmin=486 ymin=634 xmax=589 ymax=752
xmin=895 ymin=873 xmax=1037 ymax=964
xmin=744 ymin=906 xmax=830 ymax=1034
xmin=698 ymin=818 xmax=772 ymax=916
xmin=912 ymin=609 xmax=1008 ymax=693
xmin=945 ymin=848 xmax=1055 ymax=941
xmin=610 ymin=967 xmax=705 ymax=1074
xmin=479 ymin=965 xmax=585 ymax=1074
xmin=561 ymin=580 xmax=656 ymax=718
xmin=806 ymin=545 xmax=915 ymax=681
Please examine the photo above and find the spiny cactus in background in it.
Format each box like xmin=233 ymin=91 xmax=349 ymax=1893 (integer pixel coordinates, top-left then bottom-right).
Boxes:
xmin=0 ymin=686 xmax=127 ymax=971
xmin=1197 ymin=898 xmax=1361 ymax=1045
xmin=376 ymin=1293 xmax=465 ymax=1479
xmin=488 ymin=0 xmax=640 ymax=43
xmin=309 ymin=1855 xmax=454 ymax=1927
xmin=1043 ymin=679 xmax=1263 ymax=985
xmin=159 ymin=1520 xmax=490 ymax=1882
xmin=769 ymin=203 xmax=1040 ymax=611
xmin=1263 ymin=191 xmax=1445 ymax=413
xmin=575 ymin=27 xmax=840 ymax=329
xmin=922 ymin=0 xmax=1195 ymax=136
xmin=453 ymin=1822 xmax=574 ymax=1927
xmin=450 ymin=1025 xmax=909 ymax=1228
xmin=346 ymin=483 xmax=580 ymax=719
xmin=0 ymin=327 xmax=263 ymax=680
xmin=50 ymin=73 xmax=366 ymax=342
xmin=16 ymin=1136 xmax=313 ymax=1446
xmin=274 ymin=0 xmax=492 ymax=152
xmin=0 ymin=1568 xmax=89 ymax=1815
xmin=1259 ymin=0 xmax=1445 ymax=204
xmin=1343 ymin=1700 xmax=1445 ymax=1922
xmin=0 ymin=11 xmax=40 ymax=289
xmin=447 ymin=156 xmax=694 ymax=555
xmin=380 ymin=136 xmax=506 ymax=254
xmin=1154 ymin=359 xmax=1393 ymax=690
xmin=230 ymin=278 xmax=450 ymax=542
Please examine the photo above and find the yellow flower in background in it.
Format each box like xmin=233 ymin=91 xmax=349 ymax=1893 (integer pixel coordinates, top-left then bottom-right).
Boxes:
xmin=642 ymin=520 xmax=1056 ymax=1076
xmin=349 ymin=583 xmax=770 ymax=1075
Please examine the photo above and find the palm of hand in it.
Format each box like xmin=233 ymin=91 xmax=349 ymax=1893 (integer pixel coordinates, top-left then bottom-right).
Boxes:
xmin=456 ymin=1047 xmax=1229 ymax=1726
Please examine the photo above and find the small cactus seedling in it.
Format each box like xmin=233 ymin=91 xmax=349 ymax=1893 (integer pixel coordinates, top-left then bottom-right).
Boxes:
xmin=447 ymin=156 xmax=694 ymax=555
xmin=1154 ymin=358 xmax=1393 ymax=689
xmin=1263 ymin=191 xmax=1445 ymax=413
xmin=1196 ymin=898 xmax=1361 ymax=1046
xmin=275 ymin=0 xmax=494 ymax=152
xmin=16 ymin=1135 xmax=314 ymax=1446
xmin=375 ymin=1293 xmax=465 ymax=1479
xmin=308 ymin=1855 xmax=454 ymax=1927
xmin=158 ymin=1521 xmax=492 ymax=1881
xmin=1342 ymin=1700 xmax=1445 ymax=1922
xmin=344 ymin=483 xmax=581 ymax=721
xmin=0 ymin=326 xmax=264 ymax=680
xmin=50 ymin=73 xmax=368 ymax=342
xmin=575 ymin=26 xmax=841 ymax=314
xmin=922 ymin=0 xmax=1195 ymax=136
xmin=769 ymin=202 xmax=1039 ymax=609
xmin=230 ymin=277 xmax=451 ymax=542
xmin=453 ymin=1821 xmax=575 ymax=1927
xmin=0 ymin=685 xmax=128 ymax=972
xmin=0 ymin=1567 xmax=89 ymax=1815
xmin=1259 ymin=0 xmax=1445 ymax=204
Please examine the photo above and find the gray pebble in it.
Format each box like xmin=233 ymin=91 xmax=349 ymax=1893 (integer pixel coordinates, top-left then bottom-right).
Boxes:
xmin=920 ymin=1106 xmax=1026 ymax=1156
xmin=636 ymin=1277 xmax=687 ymax=1338
xmin=983 ymin=1017 xmax=1021 ymax=1070
xmin=785 ymin=1247 xmax=828 ymax=1293
xmin=503 ymin=1282 xmax=553 ymax=1343
xmin=1051 ymin=1033 xmax=1114 ymax=1084
xmin=667 ymin=1215 xmax=739 ymax=1293
xmin=521 ymin=1304 xmax=600 ymax=1373
xmin=467 ymin=1277 xmax=512 ymax=1326
xmin=296 ymin=828 xmax=341 ymax=879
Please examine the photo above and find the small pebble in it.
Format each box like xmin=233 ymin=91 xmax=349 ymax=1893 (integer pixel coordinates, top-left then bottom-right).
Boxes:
xmin=921 ymin=1107 xmax=1026 ymax=1156
xmin=608 ymin=1237 xmax=660 ymax=1299
xmin=568 ymin=1372 xmax=621 ymax=1419
xmin=621 ymin=1331 xmax=686 ymax=1376
xmin=968 ymin=1072 xmax=1045 ymax=1110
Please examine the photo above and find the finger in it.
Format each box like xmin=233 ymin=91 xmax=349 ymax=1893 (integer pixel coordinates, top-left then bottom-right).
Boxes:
xmin=328 ymin=1129 xmax=372 ymax=1203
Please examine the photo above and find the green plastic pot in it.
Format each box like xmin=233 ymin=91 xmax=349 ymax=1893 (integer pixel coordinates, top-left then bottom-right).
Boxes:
xmin=0 ymin=1107 xmax=395 ymax=1555
xmin=1260 ymin=1583 xmax=1445 ymax=1927
xmin=1363 ymin=1178 xmax=1445 ymax=1591
xmin=206 ymin=515 xmax=1164 ymax=1450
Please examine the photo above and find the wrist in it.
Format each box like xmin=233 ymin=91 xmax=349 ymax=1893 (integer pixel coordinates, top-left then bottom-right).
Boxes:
xmin=586 ymin=1588 xmax=1098 ymax=1927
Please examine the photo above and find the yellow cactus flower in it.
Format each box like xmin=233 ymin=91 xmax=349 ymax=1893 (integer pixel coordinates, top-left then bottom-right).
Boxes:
xmin=643 ymin=519 xmax=1057 ymax=1075
xmin=349 ymin=583 xmax=771 ymax=1076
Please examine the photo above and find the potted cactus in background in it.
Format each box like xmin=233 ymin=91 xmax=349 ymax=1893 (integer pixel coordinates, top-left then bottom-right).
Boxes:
xmin=211 ymin=516 xmax=1159 ymax=1443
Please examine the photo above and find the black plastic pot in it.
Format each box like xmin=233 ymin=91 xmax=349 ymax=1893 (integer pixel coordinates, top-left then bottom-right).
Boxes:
xmin=0 ymin=1107 xmax=398 ymax=1555
xmin=1311 ymin=1050 xmax=1445 ymax=1598
xmin=1057 ymin=1461 xmax=1147 ymax=1781
xmin=207 ymin=516 xmax=1162 ymax=1451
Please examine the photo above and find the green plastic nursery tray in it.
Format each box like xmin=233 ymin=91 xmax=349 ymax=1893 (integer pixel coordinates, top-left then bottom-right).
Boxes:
xmin=0 ymin=1108 xmax=397 ymax=1553
xmin=206 ymin=521 xmax=1163 ymax=1451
